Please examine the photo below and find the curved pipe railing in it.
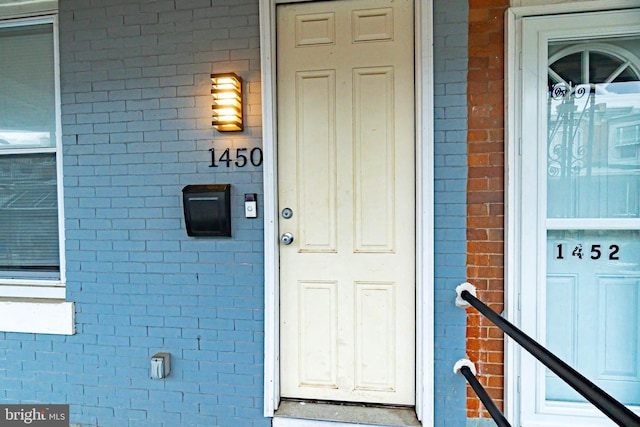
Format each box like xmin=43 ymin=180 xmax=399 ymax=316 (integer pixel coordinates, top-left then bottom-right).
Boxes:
xmin=456 ymin=282 xmax=640 ymax=427
xmin=454 ymin=359 xmax=512 ymax=427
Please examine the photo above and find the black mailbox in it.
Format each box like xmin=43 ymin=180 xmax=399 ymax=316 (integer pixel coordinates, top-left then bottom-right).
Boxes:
xmin=182 ymin=184 xmax=231 ymax=237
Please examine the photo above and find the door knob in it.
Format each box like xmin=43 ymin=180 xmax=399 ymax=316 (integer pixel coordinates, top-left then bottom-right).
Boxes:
xmin=281 ymin=232 xmax=294 ymax=245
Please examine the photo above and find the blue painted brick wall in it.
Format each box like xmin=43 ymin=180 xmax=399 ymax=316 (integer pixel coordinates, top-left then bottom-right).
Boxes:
xmin=2 ymin=1 xmax=267 ymax=426
xmin=60 ymin=1 xmax=266 ymax=425
xmin=0 ymin=0 xmax=468 ymax=426
xmin=433 ymin=0 xmax=469 ymax=426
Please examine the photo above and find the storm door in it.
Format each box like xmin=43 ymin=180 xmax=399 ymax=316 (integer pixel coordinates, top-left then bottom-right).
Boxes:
xmin=517 ymin=9 xmax=640 ymax=426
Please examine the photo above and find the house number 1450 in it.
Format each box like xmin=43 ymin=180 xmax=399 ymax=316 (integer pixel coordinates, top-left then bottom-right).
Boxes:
xmin=555 ymin=243 xmax=620 ymax=260
xmin=209 ymin=147 xmax=263 ymax=168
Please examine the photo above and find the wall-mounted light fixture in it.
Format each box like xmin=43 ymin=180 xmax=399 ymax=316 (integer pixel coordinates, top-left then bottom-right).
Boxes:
xmin=211 ymin=73 xmax=243 ymax=132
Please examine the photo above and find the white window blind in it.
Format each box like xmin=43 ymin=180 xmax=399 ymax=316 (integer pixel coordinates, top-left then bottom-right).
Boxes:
xmin=0 ymin=154 xmax=59 ymax=278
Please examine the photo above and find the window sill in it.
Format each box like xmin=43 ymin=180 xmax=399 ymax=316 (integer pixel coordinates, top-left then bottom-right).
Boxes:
xmin=273 ymin=400 xmax=421 ymax=427
xmin=0 ymin=300 xmax=74 ymax=334
xmin=0 ymin=283 xmax=65 ymax=299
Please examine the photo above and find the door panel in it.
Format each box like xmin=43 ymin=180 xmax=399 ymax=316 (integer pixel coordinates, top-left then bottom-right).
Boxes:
xmin=546 ymin=231 xmax=640 ymax=405
xmin=277 ymin=0 xmax=415 ymax=405
xmin=353 ymin=67 xmax=396 ymax=252
xmin=355 ymin=282 xmax=396 ymax=391
xmin=295 ymin=70 xmax=337 ymax=252
xmin=298 ymin=281 xmax=338 ymax=387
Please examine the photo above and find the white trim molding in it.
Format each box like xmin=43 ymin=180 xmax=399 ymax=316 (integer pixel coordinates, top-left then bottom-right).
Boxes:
xmin=260 ymin=0 xmax=434 ymax=424
xmin=0 ymin=0 xmax=57 ymax=18
xmin=415 ymin=0 xmax=435 ymax=423
xmin=0 ymin=300 xmax=74 ymax=335
xmin=509 ymin=0 xmax=640 ymax=14
xmin=259 ymin=0 xmax=280 ymax=417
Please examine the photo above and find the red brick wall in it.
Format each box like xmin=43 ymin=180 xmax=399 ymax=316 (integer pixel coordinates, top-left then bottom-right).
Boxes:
xmin=466 ymin=0 xmax=509 ymax=418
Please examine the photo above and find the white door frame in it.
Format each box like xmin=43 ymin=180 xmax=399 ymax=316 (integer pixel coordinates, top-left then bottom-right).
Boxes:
xmin=505 ymin=1 xmax=640 ymax=425
xmin=259 ymin=0 xmax=434 ymax=423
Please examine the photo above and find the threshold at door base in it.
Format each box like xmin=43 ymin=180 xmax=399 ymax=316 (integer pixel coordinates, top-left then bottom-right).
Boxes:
xmin=273 ymin=399 xmax=421 ymax=427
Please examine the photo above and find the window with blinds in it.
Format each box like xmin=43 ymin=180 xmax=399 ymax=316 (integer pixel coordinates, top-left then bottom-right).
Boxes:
xmin=0 ymin=18 xmax=61 ymax=283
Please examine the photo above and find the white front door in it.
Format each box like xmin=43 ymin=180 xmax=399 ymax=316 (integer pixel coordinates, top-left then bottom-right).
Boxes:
xmin=515 ymin=9 xmax=640 ymax=427
xmin=276 ymin=0 xmax=415 ymax=405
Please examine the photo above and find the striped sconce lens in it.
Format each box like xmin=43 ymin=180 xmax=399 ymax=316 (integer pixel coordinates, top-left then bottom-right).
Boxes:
xmin=211 ymin=73 xmax=243 ymax=132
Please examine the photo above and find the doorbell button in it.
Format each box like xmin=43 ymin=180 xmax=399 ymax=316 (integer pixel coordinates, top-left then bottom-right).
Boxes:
xmin=244 ymin=193 xmax=257 ymax=218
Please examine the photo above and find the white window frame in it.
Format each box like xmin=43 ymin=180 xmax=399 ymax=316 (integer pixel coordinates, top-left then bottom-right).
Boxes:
xmin=259 ymin=0 xmax=434 ymax=424
xmin=506 ymin=2 xmax=640 ymax=425
xmin=0 ymin=11 xmax=73 ymax=335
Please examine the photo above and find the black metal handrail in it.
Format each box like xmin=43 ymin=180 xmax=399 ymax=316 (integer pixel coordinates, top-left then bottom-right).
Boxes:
xmin=454 ymin=359 xmax=511 ymax=427
xmin=457 ymin=285 xmax=640 ymax=427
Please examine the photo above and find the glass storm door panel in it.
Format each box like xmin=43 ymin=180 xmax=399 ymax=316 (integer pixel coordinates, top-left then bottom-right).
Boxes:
xmin=545 ymin=37 xmax=640 ymax=407
xmin=519 ymin=9 xmax=640 ymax=426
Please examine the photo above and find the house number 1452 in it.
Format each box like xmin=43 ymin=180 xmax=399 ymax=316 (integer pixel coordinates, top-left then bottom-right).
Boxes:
xmin=555 ymin=243 xmax=620 ymax=260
